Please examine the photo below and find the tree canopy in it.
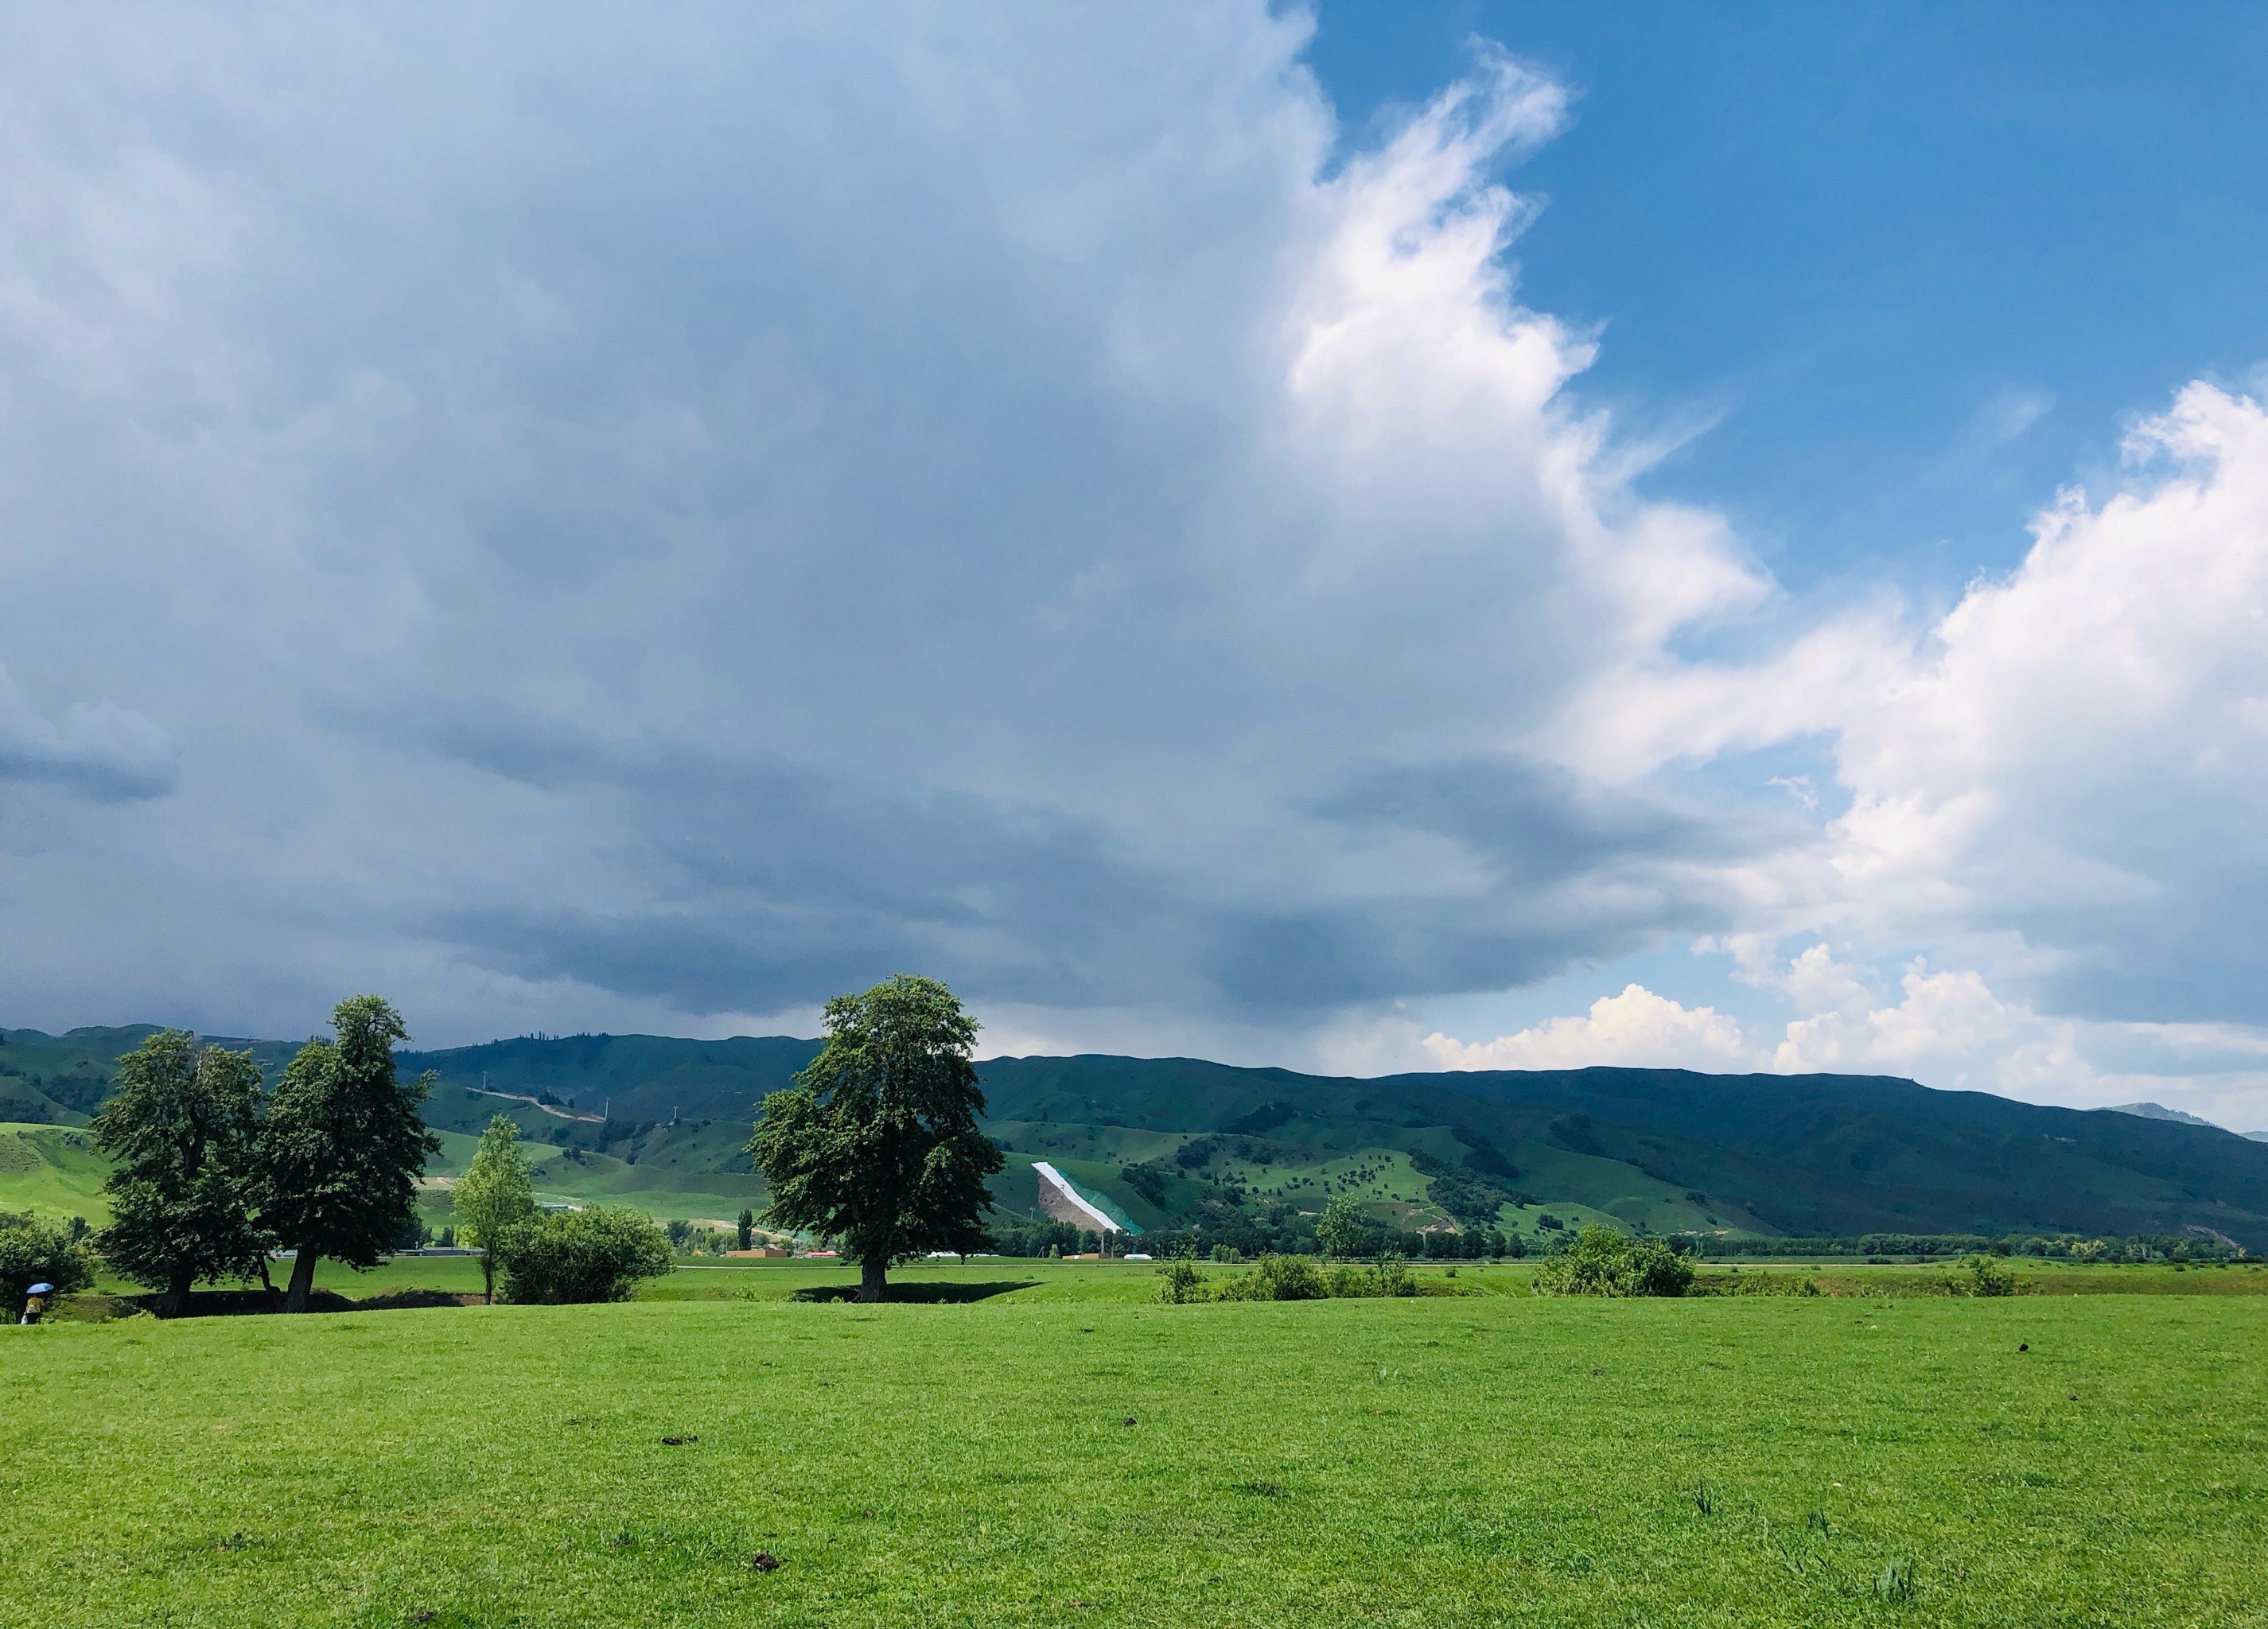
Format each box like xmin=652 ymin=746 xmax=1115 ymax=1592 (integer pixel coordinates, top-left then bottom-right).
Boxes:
xmin=259 ymin=996 xmax=441 ymax=1311
xmin=453 ymin=1114 xmax=538 ymax=1302
xmin=1315 ymin=1192 xmax=1372 ymax=1260
xmin=91 ymin=1031 xmax=266 ymax=1314
xmin=749 ymin=974 xmax=1002 ymax=1301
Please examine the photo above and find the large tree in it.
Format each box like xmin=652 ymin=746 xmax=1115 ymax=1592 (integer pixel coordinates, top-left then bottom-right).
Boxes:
xmin=91 ymin=1032 xmax=267 ymax=1316
xmin=453 ymin=1114 xmax=537 ymax=1302
xmin=259 ymin=996 xmax=442 ymax=1312
xmin=749 ymin=974 xmax=1003 ymax=1303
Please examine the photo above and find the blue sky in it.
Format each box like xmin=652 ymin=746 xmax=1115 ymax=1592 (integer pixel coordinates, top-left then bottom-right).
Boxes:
xmin=2 ymin=4 xmax=2266 ymax=1125
xmin=1313 ymin=2 xmax=2268 ymax=595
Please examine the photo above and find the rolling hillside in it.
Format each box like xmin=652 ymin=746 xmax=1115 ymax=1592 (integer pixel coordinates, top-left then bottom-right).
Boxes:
xmin=0 ymin=1123 xmax=114 ymax=1223
xmin=9 ymin=1024 xmax=2268 ymax=1246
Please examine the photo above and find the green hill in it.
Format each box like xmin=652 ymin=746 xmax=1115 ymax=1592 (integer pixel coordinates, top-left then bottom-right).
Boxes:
xmin=10 ymin=1024 xmax=2268 ymax=1248
xmin=0 ymin=1122 xmax=113 ymax=1224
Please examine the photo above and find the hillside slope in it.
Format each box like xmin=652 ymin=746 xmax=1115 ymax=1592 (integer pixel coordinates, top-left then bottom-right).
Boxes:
xmin=10 ymin=1025 xmax=2268 ymax=1246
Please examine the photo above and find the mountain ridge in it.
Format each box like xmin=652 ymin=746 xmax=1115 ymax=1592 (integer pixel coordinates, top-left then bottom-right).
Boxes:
xmin=10 ymin=1024 xmax=2268 ymax=1246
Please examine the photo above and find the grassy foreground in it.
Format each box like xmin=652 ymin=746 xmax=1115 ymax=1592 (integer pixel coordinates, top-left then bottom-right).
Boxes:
xmin=6 ymin=1281 xmax=2266 ymax=1628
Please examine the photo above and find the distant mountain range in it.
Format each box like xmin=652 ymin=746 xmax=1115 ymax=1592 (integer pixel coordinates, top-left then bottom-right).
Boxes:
xmin=8 ymin=1024 xmax=2268 ymax=1247
xmin=2110 ymin=1101 xmax=2268 ymax=1141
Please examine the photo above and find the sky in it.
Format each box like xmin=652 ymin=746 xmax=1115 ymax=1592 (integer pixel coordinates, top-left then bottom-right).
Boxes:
xmin=3 ymin=3 xmax=2267 ymax=1126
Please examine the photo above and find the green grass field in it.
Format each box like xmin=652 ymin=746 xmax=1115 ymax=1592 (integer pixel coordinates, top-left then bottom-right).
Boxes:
xmin=7 ymin=1265 xmax=2266 ymax=1627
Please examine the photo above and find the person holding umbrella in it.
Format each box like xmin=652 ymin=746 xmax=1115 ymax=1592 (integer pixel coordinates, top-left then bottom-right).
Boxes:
xmin=20 ymin=1282 xmax=54 ymax=1325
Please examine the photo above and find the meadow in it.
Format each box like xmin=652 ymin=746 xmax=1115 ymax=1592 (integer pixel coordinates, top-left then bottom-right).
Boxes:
xmin=6 ymin=1263 xmax=2266 ymax=1627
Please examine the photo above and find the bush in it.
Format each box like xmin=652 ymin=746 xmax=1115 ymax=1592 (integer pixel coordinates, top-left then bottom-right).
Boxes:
xmin=1155 ymin=1258 xmax=1208 ymax=1304
xmin=497 ymin=1207 xmax=674 ymax=1304
xmin=0 ymin=1215 xmax=97 ymax=1305
xmin=1530 ymin=1225 xmax=1694 ymax=1298
xmin=1944 ymin=1253 xmax=2019 ymax=1297
xmin=1214 ymin=1253 xmax=1329 ymax=1301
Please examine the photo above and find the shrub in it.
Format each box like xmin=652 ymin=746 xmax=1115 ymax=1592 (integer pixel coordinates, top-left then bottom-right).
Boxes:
xmin=1155 ymin=1258 xmax=1208 ymax=1304
xmin=1530 ymin=1225 xmax=1694 ymax=1298
xmin=1944 ymin=1253 xmax=2018 ymax=1297
xmin=0 ymin=1216 xmax=96 ymax=1304
xmin=497 ymin=1207 xmax=674 ymax=1304
xmin=1255 ymin=1254 xmax=1327 ymax=1300
xmin=1215 ymin=1253 xmax=1329 ymax=1300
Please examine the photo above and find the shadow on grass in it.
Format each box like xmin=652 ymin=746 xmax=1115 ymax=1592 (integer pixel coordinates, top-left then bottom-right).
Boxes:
xmin=105 ymin=1287 xmax=483 ymax=1320
xmin=788 ymin=1280 xmax=1041 ymax=1304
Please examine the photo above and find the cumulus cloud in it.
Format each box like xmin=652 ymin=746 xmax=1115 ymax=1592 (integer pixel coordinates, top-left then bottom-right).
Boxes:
xmin=1422 ymin=983 xmax=1748 ymax=1071
xmin=1419 ymin=940 xmax=2268 ymax=1129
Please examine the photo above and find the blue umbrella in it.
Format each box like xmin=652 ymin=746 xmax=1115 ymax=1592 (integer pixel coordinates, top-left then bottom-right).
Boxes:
xmin=27 ymin=1283 xmax=54 ymax=1296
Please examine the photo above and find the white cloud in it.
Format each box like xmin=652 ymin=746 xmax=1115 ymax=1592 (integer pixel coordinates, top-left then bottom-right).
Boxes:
xmin=1772 ymin=959 xmax=2024 ymax=1075
xmin=1422 ymin=983 xmax=1748 ymax=1071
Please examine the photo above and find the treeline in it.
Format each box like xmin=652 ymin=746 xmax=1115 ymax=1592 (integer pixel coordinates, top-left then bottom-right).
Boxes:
xmin=1688 ymin=1230 xmax=2254 ymax=1263
xmin=3 ymin=997 xmax=678 ymax=1317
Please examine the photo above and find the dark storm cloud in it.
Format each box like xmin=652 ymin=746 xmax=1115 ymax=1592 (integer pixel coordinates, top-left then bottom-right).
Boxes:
xmin=0 ymin=3 xmax=1794 ymax=1043
xmin=409 ymin=718 xmax=1745 ymax=1016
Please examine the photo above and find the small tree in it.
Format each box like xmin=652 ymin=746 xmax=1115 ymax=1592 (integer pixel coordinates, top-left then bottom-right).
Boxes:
xmin=453 ymin=1114 xmax=537 ymax=1303
xmin=1316 ymin=1192 xmax=1370 ymax=1261
xmin=259 ymin=996 xmax=442 ymax=1312
xmin=737 ymin=1207 xmax=755 ymax=1251
xmin=92 ymin=1032 xmax=267 ymax=1316
xmin=749 ymin=974 xmax=1004 ymax=1303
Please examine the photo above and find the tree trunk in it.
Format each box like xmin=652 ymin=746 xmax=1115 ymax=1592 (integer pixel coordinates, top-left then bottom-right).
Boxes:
xmin=165 ymin=1262 xmax=193 ymax=1320
xmin=482 ymin=1250 xmax=496 ymax=1304
xmin=857 ymin=1256 xmax=887 ymax=1304
xmin=285 ymin=1249 xmax=318 ymax=1312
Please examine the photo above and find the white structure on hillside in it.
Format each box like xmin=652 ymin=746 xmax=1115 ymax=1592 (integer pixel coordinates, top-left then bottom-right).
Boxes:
xmin=1031 ymin=1161 xmax=1121 ymax=1234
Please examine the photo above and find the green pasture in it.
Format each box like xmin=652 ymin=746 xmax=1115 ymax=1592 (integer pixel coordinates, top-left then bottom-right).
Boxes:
xmin=0 ymin=1122 xmax=112 ymax=1223
xmin=422 ymin=1128 xmax=766 ymax=1229
xmin=8 ymin=1271 xmax=2268 ymax=1628
xmin=56 ymin=1251 xmax=2268 ymax=1312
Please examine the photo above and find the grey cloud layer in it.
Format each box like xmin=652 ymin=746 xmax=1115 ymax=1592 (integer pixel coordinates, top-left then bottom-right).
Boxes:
xmin=0 ymin=5 xmax=1756 ymax=1039
xmin=3 ymin=3 xmax=2261 ymax=1062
